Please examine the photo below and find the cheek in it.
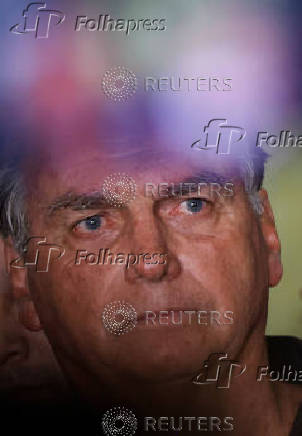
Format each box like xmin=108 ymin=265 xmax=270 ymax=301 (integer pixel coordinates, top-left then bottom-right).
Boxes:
xmin=177 ymin=227 xmax=265 ymax=318
xmin=27 ymin=259 xmax=121 ymax=359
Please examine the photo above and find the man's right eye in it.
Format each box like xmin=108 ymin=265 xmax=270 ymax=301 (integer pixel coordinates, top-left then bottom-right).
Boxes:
xmin=73 ymin=215 xmax=103 ymax=234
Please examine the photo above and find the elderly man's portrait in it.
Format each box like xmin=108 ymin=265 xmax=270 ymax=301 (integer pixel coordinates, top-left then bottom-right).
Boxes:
xmin=0 ymin=0 xmax=301 ymax=435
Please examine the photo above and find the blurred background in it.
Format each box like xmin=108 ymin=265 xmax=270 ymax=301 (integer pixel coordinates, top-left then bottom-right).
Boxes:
xmin=265 ymin=152 xmax=302 ymax=338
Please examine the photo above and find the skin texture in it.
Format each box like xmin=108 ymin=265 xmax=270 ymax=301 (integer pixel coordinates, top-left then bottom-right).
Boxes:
xmin=5 ymin=145 xmax=302 ymax=435
xmin=0 ymin=238 xmax=67 ymax=404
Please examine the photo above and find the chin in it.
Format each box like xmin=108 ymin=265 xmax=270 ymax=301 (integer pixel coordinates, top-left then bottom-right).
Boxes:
xmin=101 ymin=328 xmax=226 ymax=383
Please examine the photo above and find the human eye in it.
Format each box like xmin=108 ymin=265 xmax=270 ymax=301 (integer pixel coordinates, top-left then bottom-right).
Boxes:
xmin=164 ymin=197 xmax=212 ymax=218
xmin=181 ymin=198 xmax=207 ymax=214
xmin=155 ymin=195 xmax=217 ymax=237
xmin=73 ymin=215 xmax=103 ymax=235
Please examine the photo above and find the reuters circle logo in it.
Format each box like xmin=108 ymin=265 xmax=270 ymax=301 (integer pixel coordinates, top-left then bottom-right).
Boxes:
xmin=102 ymin=301 xmax=137 ymax=335
xmin=102 ymin=407 xmax=137 ymax=436
xmin=102 ymin=66 xmax=137 ymax=101
xmin=102 ymin=173 xmax=136 ymax=207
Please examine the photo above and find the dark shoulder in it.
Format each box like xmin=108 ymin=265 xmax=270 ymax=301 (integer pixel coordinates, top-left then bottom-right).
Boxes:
xmin=266 ymin=335 xmax=302 ymax=381
xmin=266 ymin=336 xmax=302 ymax=436
xmin=290 ymin=404 xmax=302 ymax=436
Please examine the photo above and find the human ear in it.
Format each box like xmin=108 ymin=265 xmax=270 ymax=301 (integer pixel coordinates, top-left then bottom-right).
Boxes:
xmin=4 ymin=236 xmax=42 ymax=331
xmin=258 ymin=189 xmax=283 ymax=287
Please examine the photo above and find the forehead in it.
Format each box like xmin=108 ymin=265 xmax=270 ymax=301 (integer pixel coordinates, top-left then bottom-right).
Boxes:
xmin=24 ymin=143 xmax=241 ymax=199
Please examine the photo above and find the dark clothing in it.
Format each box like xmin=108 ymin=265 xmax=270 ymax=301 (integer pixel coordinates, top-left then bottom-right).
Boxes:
xmin=267 ymin=336 xmax=302 ymax=436
xmin=290 ymin=407 xmax=302 ymax=436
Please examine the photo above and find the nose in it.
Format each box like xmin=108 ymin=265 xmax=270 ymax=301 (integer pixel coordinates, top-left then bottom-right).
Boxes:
xmin=124 ymin=203 xmax=181 ymax=283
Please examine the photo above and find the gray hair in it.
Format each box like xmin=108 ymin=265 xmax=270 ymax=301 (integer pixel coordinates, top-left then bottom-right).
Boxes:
xmin=240 ymin=154 xmax=265 ymax=215
xmin=0 ymin=151 xmax=267 ymax=253
xmin=0 ymin=166 xmax=28 ymax=253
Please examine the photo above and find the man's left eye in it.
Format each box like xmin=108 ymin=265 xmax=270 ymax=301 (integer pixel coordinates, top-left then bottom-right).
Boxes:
xmin=183 ymin=198 xmax=205 ymax=213
xmin=75 ymin=215 xmax=102 ymax=232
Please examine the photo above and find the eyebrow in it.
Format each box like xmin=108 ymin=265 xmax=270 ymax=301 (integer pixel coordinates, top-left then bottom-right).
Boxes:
xmin=47 ymin=191 xmax=107 ymax=215
xmin=47 ymin=171 xmax=233 ymax=213
xmin=184 ymin=170 xmax=230 ymax=184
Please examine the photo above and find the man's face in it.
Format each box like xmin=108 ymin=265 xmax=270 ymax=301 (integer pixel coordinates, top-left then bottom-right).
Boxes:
xmin=23 ymin=146 xmax=272 ymax=387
